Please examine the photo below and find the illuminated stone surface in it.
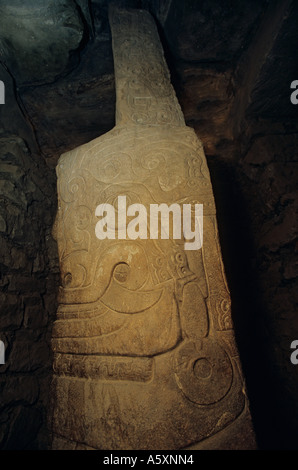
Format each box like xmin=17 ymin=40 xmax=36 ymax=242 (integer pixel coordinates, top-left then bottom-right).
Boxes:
xmin=51 ymin=6 xmax=256 ymax=450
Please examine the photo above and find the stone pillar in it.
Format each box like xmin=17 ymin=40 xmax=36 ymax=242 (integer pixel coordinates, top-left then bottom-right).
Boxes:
xmin=51 ymin=6 xmax=256 ymax=450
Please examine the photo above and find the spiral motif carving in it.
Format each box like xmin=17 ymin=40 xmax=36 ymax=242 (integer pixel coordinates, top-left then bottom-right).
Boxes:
xmin=174 ymin=339 xmax=233 ymax=405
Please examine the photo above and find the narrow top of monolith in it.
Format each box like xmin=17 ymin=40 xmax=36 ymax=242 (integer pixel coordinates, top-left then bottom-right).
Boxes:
xmin=108 ymin=5 xmax=185 ymax=127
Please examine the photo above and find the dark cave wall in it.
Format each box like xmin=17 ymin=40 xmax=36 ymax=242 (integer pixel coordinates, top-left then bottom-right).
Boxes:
xmin=209 ymin=1 xmax=298 ymax=449
xmin=0 ymin=137 xmax=58 ymax=449
xmin=236 ymin=133 xmax=297 ymax=449
xmin=207 ymin=130 xmax=298 ymax=450
xmin=0 ymin=66 xmax=59 ymax=449
xmin=0 ymin=0 xmax=297 ymax=449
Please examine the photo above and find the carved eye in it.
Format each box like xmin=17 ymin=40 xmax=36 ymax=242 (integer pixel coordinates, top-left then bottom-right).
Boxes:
xmin=113 ymin=263 xmax=130 ymax=283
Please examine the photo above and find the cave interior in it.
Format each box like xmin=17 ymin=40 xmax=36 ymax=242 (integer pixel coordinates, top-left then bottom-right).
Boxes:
xmin=0 ymin=0 xmax=297 ymax=450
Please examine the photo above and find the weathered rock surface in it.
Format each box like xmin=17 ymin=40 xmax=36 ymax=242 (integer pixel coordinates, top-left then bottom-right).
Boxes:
xmin=0 ymin=0 xmax=88 ymax=86
xmin=162 ymin=0 xmax=268 ymax=63
xmin=0 ymin=131 xmax=59 ymax=448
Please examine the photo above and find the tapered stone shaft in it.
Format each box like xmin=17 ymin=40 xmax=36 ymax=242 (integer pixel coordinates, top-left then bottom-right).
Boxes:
xmin=51 ymin=6 xmax=256 ymax=450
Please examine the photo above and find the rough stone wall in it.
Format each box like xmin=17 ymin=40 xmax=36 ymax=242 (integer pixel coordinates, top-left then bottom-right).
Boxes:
xmin=228 ymin=133 xmax=298 ymax=450
xmin=0 ymin=73 xmax=59 ymax=450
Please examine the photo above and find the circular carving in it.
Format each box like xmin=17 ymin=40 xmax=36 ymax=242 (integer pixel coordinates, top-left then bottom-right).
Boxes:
xmin=220 ymin=298 xmax=231 ymax=314
xmin=216 ymin=296 xmax=233 ymax=330
xmin=60 ymin=176 xmax=86 ymax=203
xmin=159 ymin=173 xmax=183 ymax=192
xmin=69 ymin=177 xmax=85 ymax=195
xmin=193 ymin=358 xmax=212 ymax=379
xmin=131 ymin=112 xmax=150 ymax=125
xmin=61 ymin=263 xmax=87 ymax=289
xmin=172 ymin=250 xmax=192 ymax=278
xmin=95 ymin=242 xmax=149 ymax=294
xmin=140 ymin=151 xmax=165 ymax=171
xmin=157 ymin=109 xmax=172 ymax=124
xmin=113 ymin=262 xmax=130 ymax=283
xmin=102 ymin=159 xmax=120 ymax=179
xmin=71 ymin=183 xmax=79 ymax=193
xmin=174 ymin=339 xmax=233 ymax=405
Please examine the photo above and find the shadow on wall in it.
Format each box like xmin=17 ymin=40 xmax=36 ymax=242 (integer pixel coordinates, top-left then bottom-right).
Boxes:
xmin=0 ymin=128 xmax=59 ymax=450
xmin=208 ymin=148 xmax=298 ymax=450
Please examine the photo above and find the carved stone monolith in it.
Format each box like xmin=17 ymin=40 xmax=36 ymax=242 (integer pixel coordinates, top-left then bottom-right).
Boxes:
xmin=51 ymin=6 xmax=256 ymax=450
